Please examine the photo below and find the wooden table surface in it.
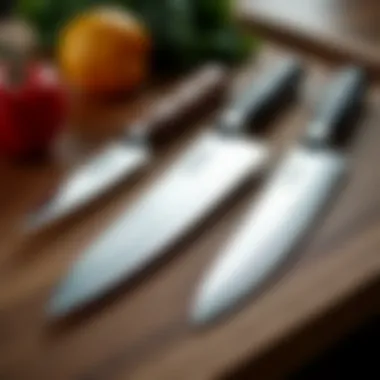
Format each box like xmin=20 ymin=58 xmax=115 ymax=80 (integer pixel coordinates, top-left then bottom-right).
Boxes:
xmin=0 ymin=45 xmax=378 ymax=380
xmin=0 ymin=1 xmax=380 ymax=379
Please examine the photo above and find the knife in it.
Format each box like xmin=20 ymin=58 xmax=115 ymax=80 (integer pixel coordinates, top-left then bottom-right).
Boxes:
xmin=48 ymin=58 xmax=303 ymax=317
xmin=191 ymin=67 xmax=368 ymax=325
xmin=26 ymin=64 xmax=228 ymax=231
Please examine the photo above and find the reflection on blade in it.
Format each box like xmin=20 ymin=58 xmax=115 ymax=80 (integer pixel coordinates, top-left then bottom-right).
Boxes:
xmin=27 ymin=143 xmax=150 ymax=231
xmin=192 ymin=147 xmax=346 ymax=325
xmin=49 ymin=132 xmax=268 ymax=316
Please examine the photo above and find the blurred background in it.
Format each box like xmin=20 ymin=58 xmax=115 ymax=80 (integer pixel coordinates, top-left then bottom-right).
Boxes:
xmin=0 ymin=1 xmax=378 ymax=379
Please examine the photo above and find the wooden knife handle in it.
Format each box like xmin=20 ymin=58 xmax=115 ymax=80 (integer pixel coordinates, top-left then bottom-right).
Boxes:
xmin=133 ymin=64 xmax=229 ymax=142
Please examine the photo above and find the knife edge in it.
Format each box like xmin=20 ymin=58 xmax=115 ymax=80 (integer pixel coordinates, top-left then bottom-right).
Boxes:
xmin=47 ymin=59 xmax=304 ymax=317
xmin=48 ymin=134 xmax=269 ymax=317
xmin=190 ymin=67 xmax=368 ymax=326
xmin=191 ymin=147 xmax=347 ymax=325
xmin=26 ymin=64 xmax=229 ymax=232
xmin=25 ymin=143 xmax=151 ymax=231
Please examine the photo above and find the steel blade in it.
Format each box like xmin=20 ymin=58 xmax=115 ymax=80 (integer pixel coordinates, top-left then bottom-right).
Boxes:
xmin=49 ymin=131 xmax=268 ymax=316
xmin=27 ymin=143 xmax=150 ymax=231
xmin=192 ymin=146 xmax=346 ymax=325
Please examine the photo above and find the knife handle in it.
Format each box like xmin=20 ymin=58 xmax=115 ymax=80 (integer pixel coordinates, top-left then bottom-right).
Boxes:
xmin=219 ymin=58 xmax=303 ymax=134
xmin=128 ymin=64 xmax=229 ymax=144
xmin=305 ymin=67 xmax=368 ymax=148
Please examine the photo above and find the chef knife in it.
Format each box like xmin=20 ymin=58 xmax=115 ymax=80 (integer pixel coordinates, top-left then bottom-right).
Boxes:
xmin=48 ymin=58 xmax=303 ymax=317
xmin=191 ymin=67 xmax=368 ymax=325
xmin=27 ymin=64 xmax=227 ymax=230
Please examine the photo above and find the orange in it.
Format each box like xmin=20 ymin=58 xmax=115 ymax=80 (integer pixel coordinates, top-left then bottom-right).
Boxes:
xmin=58 ymin=7 xmax=151 ymax=95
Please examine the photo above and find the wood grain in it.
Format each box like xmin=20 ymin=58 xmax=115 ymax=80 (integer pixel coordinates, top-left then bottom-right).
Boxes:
xmin=0 ymin=45 xmax=379 ymax=379
xmin=131 ymin=226 xmax=380 ymax=380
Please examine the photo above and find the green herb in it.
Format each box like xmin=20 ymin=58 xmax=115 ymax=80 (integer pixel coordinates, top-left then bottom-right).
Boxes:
xmin=17 ymin=0 xmax=259 ymax=72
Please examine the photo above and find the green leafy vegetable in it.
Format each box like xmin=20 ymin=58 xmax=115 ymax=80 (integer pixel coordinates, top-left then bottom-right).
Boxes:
xmin=17 ymin=0 xmax=259 ymax=72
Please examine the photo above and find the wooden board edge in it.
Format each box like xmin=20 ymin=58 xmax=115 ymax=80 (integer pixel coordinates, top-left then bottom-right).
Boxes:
xmin=236 ymin=3 xmax=380 ymax=78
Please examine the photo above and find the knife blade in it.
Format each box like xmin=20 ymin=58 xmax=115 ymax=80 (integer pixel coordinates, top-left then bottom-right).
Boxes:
xmin=26 ymin=64 xmax=228 ymax=231
xmin=48 ymin=58 xmax=303 ymax=317
xmin=191 ymin=67 xmax=368 ymax=325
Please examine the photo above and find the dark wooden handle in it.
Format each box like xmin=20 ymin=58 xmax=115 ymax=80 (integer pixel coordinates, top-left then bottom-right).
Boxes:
xmin=135 ymin=64 xmax=229 ymax=141
xmin=219 ymin=57 xmax=303 ymax=133
xmin=306 ymin=67 xmax=368 ymax=148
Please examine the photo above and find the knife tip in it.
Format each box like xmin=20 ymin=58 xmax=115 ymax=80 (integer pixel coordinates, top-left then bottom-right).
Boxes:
xmin=189 ymin=290 xmax=223 ymax=326
xmin=46 ymin=279 xmax=81 ymax=318
xmin=47 ymin=292 xmax=69 ymax=318
xmin=189 ymin=303 xmax=213 ymax=326
xmin=22 ymin=215 xmax=46 ymax=234
xmin=189 ymin=269 xmax=250 ymax=326
xmin=23 ymin=205 xmax=60 ymax=234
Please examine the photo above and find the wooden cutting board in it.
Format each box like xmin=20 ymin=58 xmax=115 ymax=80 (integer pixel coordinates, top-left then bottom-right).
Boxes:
xmin=0 ymin=45 xmax=379 ymax=380
xmin=238 ymin=0 xmax=380 ymax=76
